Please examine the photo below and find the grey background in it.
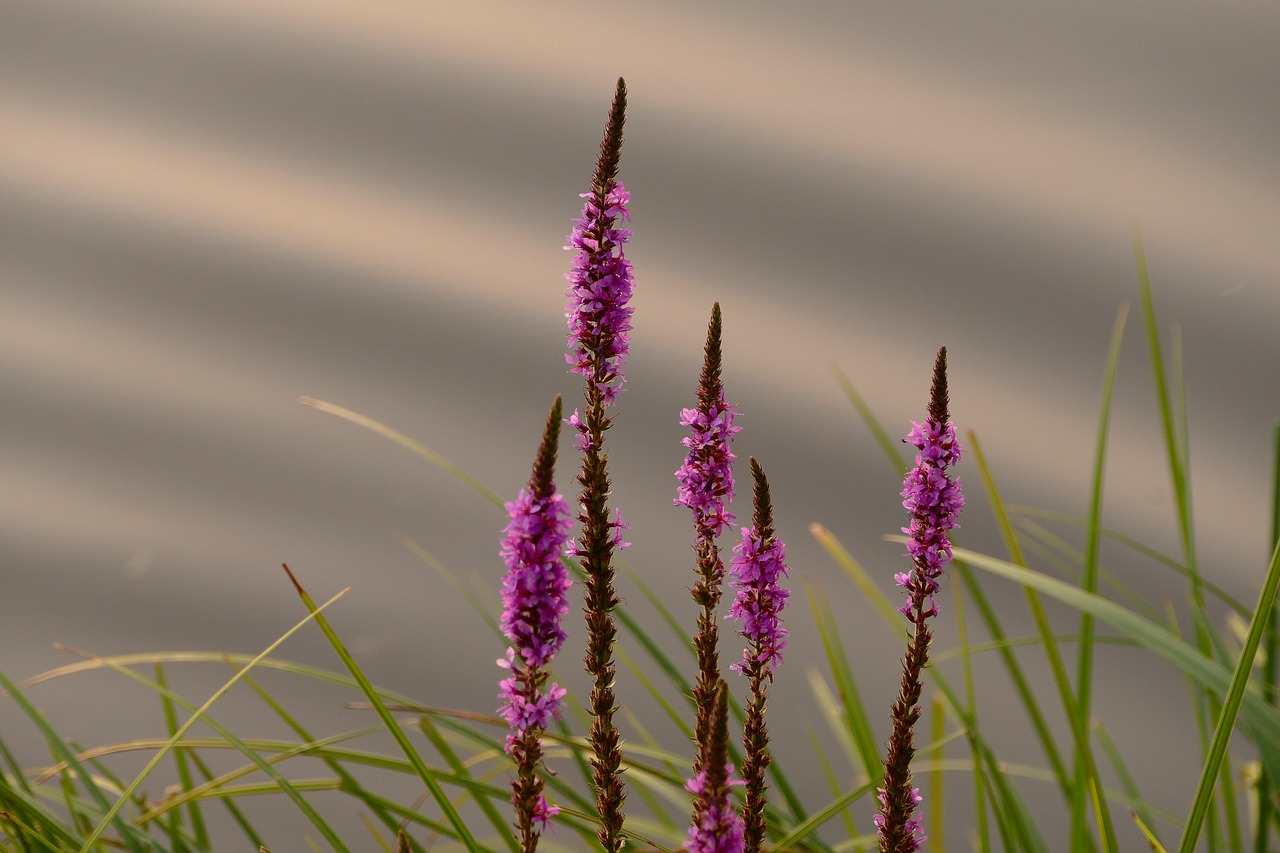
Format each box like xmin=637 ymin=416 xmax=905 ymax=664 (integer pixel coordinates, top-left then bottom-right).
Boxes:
xmin=2 ymin=2 xmax=1278 ymax=849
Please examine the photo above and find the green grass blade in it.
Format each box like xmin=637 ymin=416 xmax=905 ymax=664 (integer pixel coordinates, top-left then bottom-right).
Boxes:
xmin=300 ymin=397 xmax=504 ymax=507
xmin=1007 ymin=507 xmax=1250 ymax=616
xmin=953 ymin=543 xmax=1280 ymax=776
xmin=0 ymin=668 xmax=150 ymax=853
xmin=417 ymin=714 xmax=518 ymax=853
xmin=1075 ymin=304 xmax=1128 ymax=852
xmin=1132 ymin=234 xmax=1199 ymax=593
xmin=1254 ymin=421 xmax=1280 ymax=853
xmin=618 ymin=707 xmax=681 ymax=833
xmin=1094 ymin=720 xmax=1161 ymax=850
xmin=74 ymin=584 xmax=348 ymax=852
xmin=155 ymin=663 xmax=209 ymax=850
xmin=770 ymin=779 xmax=877 ymax=851
xmin=399 ymin=534 xmax=503 ymax=640
xmin=812 ymin=525 xmax=1047 ymax=852
xmin=237 ymin=668 xmax=437 ymax=853
xmin=805 ymin=580 xmax=879 ymax=779
xmin=830 ymin=363 xmax=908 ymax=474
xmin=967 ymin=429 xmax=1115 ymax=850
xmin=1176 ymin=538 xmax=1280 ymax=853
xmin=807 ymin=724 xmax=861 ymax=839
xmin=280 ymin=565 xmax=483 ymax=852
xmin=1076 ymin=304 xmax=1127 ymax=719
xmin=954 ymin=563 xmax=989 ymax=853
xmin=602 ymin=562 xmax=814 ymax=834
xmin=930 ymin=698 xmax=946 ymax=851
xmin=618 ymin=645 xmax=693 ymax=742
xmin=0 ymin=756 xmax=86 ymax=850
xmin=185 ymin=747 xmax=267 ymax=848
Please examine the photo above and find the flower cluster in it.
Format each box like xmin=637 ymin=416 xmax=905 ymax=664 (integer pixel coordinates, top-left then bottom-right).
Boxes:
xmin=499 ymin=489 xmax=574 ymax=674
xmin=877 ymin=347 xmax=961 ymax=853
xmin=497 ymin=397 xmax=574 ymax=848
xmin=874 ymin=786 xmax=925 ymax=852
xmin=564 ymin=181 xmax=634 ymax=410
xmin=675 ymin=400 xmax=741 ymax=540
xmin=726 ymin=522 xmax=790 ymax=676
xmin=894 ymin=419 xmax=964 ymax=621
xmin=685 ymin=681 xmax=745 ymax=853
xmin=685 ymin=769 xmax=746 ymax=853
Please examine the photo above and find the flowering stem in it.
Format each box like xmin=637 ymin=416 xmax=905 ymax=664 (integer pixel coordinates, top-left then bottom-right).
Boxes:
xmin=686 ymin=680 xmax=745 ymax=853
xmin=567 ymin=77 xmax=631 ymax=853
xmin=877 ymin=346 xmax=964 ymax=853
xmin=676 ymin=304 xmax=741 ymax=778
xmin=730 ymin=458 xmax=789 ymax=853
xmin=499 ymin=397 xmax=573 ymax=852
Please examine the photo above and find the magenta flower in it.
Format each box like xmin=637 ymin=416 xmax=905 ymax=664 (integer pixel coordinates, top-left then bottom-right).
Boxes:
xmin=500 ymin=489 xmax=573 ymax=672
xmin=686 ymin=682 xmax=745 ymax=853
xmin=726 ymin=458 xmax=788 ymax=853
xmin=874 ymin=787 xmax=925 ymax=852
xmin=895 ymin=419 xmax=964 ymax=621
xmin=726 ymin=475 xmax=790 ymax=678
xmin=675 ymin=307 xmax=741 ymax=539
xmin=679 ymin=305 xmax=743 ymax=836
xmin=499 ymin=397 xmax=573 ymax=852
xmin=564 ymin=180 xmax=634 ymax=410
xmin=877 ymin=347 xmax=962 ymax=853
xmin=570 ymin=77 xmax=630 ymax=853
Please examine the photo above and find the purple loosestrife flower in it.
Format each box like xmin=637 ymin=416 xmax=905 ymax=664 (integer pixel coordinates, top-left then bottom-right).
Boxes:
xmin=727 ymin=458 xmax=789 ymax=853
xmin=676 ymin=304 xmax=742 ymax=779
xmin=675 ymin=306 xmax=740 ymax=541
xmin=727 ymin=459 xmax=790 ymax=679
xmin=877 ymin=347 xmax=963 ymax=853
xmin=564 ymin=182 xmax=633 ymax=411
xmin=686 ymin=681 xmax=745 ymax=853
xmin=499 ymin=397 xmax=573 ymax=852
xmin=568 ymin=77 xmax=630 ymax=853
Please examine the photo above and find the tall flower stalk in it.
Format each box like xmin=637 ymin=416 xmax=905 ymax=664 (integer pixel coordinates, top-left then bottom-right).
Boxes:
xmin=565 ymin=77 xmax=631 ymax=853
xmin=498 ymin=396 xmax=574 ymax=852
xmin=876 ymin=346 xmax=964 ymax=853
xmin=685 ymin=680 xmax=746 ymax=853
xmin=727 ymin=457 xmax=790 ymax=853
xmin=675 ymin=303 xmax=741 ymax=777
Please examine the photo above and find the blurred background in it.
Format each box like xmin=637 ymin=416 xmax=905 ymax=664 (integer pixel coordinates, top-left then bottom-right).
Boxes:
xmin=2 ymin=1 xmax=1278 ymax=848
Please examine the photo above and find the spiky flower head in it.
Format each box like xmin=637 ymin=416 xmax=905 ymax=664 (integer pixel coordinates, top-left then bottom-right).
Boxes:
xmin=675 ymin=303 xmax=741 ymax=540
xmin=894 ymin=350 xmax=965 ymax=621
xmin=498 ymin=397 xmax=573 ymax=850
xmin=727 ymin=459 xmax=790 ymax=677
xmin=877 ymin=347 xmax=962 ymax=853
xmin=874 ymin=787 xmax=925 ymax=852
xmin=565 ymin=79 xmax=633 ymax=411
xmin=685 ymin=681 xmax=745 ymax=853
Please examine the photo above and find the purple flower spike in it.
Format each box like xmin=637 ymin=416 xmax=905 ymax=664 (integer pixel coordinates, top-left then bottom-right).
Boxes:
xmin=571 ymin=77 xmax=631 ymax=853
xmin=565 ymin=183 xmax=634 ymax=409
xmin=675 ymin=307 xmax=741 ymax=540
xmin=726 ymin=458 xmax=788 ymax=853
xmin=877 ymin=347 xmax=962 ymax=853
xmin=680 ymin=304 xmax=741 ymax=802
xmin=686 ymin=681 xmax=745 ymax=853
xmin=675 ymin=402 xmax=741 ymax=536
xmin=896 ymin=418 xmax=965 ymax=621
xmin=500 ymin=486 xmax=573 ymax=671
xmin=726 ymin=464 xmax=790 ymax=678
xmin=499 ymin=397 xmax=573 ymax=853
xmin=874 ymin=787 xmax=926 ymax=852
